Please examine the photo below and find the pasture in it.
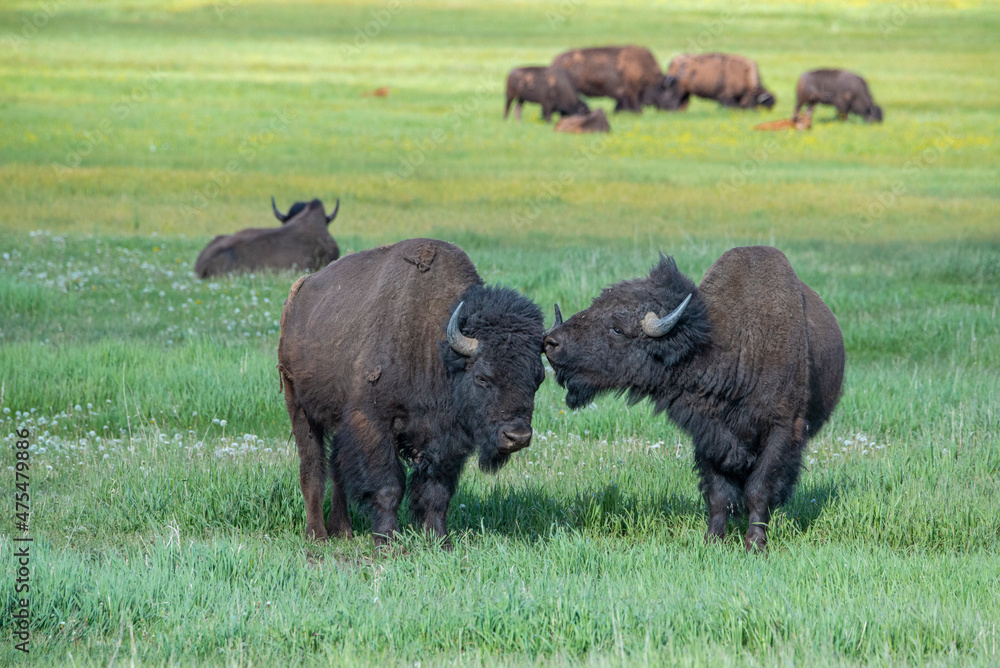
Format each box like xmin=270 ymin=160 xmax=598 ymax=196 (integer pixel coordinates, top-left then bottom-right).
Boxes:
xmin=2 ymin=0 xmax=999 ymax=665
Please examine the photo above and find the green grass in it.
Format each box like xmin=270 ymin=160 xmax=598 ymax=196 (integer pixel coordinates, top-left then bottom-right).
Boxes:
xmin=2 ymin=0 xmax=1000 ymax=665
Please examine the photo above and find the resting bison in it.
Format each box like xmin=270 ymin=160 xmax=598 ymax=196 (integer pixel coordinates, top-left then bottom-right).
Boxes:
xmin=505 ymin=66 xmax=590 ymax=122
xmin=543 ymin=246 xmax=844 ymax=551
xmin=794 ymin=69 xmax=883 ymax=123
xmin=194 ymin=197 xmax=340 ymax=278
xmin=552 ymin=45 xmax=682 ymax=112
xmin=554 ymin=109 xmax=610 ymax=133
xmin=666 ymin=53 xmax=776 ymax=110
xmin=277 ymin=239 xmax=546 ymax=546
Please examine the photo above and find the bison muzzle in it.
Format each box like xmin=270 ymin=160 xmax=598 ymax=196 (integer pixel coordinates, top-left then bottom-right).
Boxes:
xmin=543 ymin=247 xmax=844 ymax=551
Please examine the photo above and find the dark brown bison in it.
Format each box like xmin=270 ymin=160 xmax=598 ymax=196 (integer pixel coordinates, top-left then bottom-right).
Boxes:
xmin=505 ymin=66 xmax=590 ymax=122
xmin=554 ymin=109 xmax=610 ymax=133
xmin=543 ymin=246 xmax=844 ymax=551
xmin=666 ymin=53 xmax=776 ymax=110
xmin=794 ymin=69 xmax=883 ymax=123
xmin=194 ymin=198 xmax=340 ymax=278
xmin=552 ymin=45 xmax=682 ymax=112
xmin=277 ymin=239 xmax=546 ymax=546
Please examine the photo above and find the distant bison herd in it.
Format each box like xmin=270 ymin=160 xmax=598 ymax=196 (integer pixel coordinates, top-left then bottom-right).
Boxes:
xmin=505 ymin=44 xmax=882 ymax=132
xmin=190 ymin=45 xmax=857 ymax=553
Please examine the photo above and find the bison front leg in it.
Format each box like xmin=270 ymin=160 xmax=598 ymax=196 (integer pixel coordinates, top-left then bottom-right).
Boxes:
xmin=408 ymin=466 xmax=459 ymax=549
xmin=325 ymin=463 xmax=353 ymax=539
xmin=694 ymin=425 xmax=749 ymax=543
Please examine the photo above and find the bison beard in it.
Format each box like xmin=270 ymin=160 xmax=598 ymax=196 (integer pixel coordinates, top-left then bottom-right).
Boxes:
xmin=544 ymin=247 xmax=844 ymax=551
xmin=278 ymin=239 xmax=545 ymax=548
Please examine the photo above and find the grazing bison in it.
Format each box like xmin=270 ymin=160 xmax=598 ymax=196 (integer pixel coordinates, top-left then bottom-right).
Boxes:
xmin=505 ymin=66 xmax=590 ymax=122
xmin=277 ymin=239 xmax=546 ymax=546
xmin=552 ymin=45 xmax=682 ymax=112
xmin=543 ymin=247 xmax=844 ymax=551
xmin=554 ymin=109 xmax=611 ymax=133
xmin=666 ymin=53 xmax=776 ymax=110
xmin=194 ymin=197 xmax=340 ymax=278
xmin=794 ymin=69 xmax=883 ymax=123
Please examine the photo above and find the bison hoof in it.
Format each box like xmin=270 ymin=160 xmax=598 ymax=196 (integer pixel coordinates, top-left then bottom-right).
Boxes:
xmin=306 ymin=525 xmax=329 ymax=541
xmin=744 ymin=527 xmax=767 ymax=553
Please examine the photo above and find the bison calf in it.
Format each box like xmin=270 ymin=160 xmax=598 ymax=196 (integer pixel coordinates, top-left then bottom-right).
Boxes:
xmin=278 ymin=239 xmax=546 ymax=547
xmin=794 ymin=69 xmax=883 ymax=123
xmin=543 ymin=247 xmax=844 ymax=551
xmin=554 ymin=109 xmax=610 ymax=133
xmin=505 ymin=66 xmax=589 ymax=122
xmin=194 ymin=197 xmax=340 ymax=278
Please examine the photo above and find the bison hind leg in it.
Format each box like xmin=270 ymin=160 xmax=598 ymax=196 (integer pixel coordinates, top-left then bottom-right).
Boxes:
xmin=287 ymin=404 xmax=329 ymax=541
xmin=741 ymin=419 xmax=808 ymax=552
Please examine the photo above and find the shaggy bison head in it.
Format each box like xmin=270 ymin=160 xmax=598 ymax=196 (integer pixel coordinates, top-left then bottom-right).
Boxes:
xmin=643 ymin=76 xmax=685 ymax=111
xmin=865 ymin=104 xmax=884 ymax=123
xmin=271 ymin=197 xmax=339 ymax=225
xmin=543 ymin=256 xmax=711 ymax=409
xmin=440 ymin=286 xmax=546 ymax=472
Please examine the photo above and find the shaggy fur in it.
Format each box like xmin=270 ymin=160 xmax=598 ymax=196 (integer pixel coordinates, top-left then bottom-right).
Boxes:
xmin=504 ymin=66 xmax=590 ymax=122
xmin=278 ymin=239 xmax=545 ymax=546
xmin=544 ymin=247 xmax=845 ymax=551
xmin=194 ymin=198 xmax=340 ymax=278
xmin=552 ymin=45 xmax=682 ymax=113
xmin=794 ymin=69 xmax=883 ymax=123
xmin=667 ymin=53 xmax=776 ymax=110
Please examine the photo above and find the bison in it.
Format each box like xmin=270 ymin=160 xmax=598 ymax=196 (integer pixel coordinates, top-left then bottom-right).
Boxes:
xmin=277 ymin=238 xmax=546 ymax=547
xmin=505 ymin=66 xmax=590 ymax=122
xmin=552 ymin=45 xmax=682 ymax=113
xmin=666 ymin=53 xmax=776 ymax=110
xmin=543 ymin=246 xmax=844 ymax=551
xmin=194 ymin=197 xmax=340 ymax=278
xmin=794 ymin=69 xmax=883 ymax=123
xmin=554 ymin=109 xmax=611 ymax=133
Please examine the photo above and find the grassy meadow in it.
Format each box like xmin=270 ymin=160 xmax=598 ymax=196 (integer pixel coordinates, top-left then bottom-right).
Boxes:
xmin=2 ymin=0 xmax=999 ymax=665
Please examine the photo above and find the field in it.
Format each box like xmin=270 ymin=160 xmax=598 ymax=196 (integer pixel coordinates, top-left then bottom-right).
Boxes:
xmin=2 ymin=0 xmax=999 ymax=665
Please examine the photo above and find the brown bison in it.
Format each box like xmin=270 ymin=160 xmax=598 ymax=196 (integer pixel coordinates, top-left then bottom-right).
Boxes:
xmin=794 ymin=69 xmax=883 ymax=123
xmin=666 ymin=53 xmax=776 ymax=110
xmin=552 ymin=45 xmax=682 ymax=112
xmin=194 ymin=197 xmax=340 ymax=278
xmin=543 ymin=247 xmax=844 ymax=552
xmin=277 ymin=238 xmax=546 ymax=546
xmin=554 ymin=109 xmax=611 ymax=133
xmin=505 ymin=66 xmax=590 ymax=122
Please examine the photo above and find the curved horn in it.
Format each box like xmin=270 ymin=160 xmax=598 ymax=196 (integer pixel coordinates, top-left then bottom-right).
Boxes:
xmin=447 ymin=302 xmax=479 ymax=357
xmin=326 ymin=198 xmax=341 ymax=224
xmin=544 ymin=303 xmax=563 ymax=337
xmin=271 ymin=196 xmax=289 ymax=222
xmin=641 ymin=294 xmax=692 ymax=338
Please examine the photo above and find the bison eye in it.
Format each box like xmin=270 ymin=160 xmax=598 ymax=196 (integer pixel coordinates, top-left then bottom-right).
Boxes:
xmin=611 ymin=327 xmax=624 ymax=336
xmin=475 ymin=373 xmax=491 ymax=388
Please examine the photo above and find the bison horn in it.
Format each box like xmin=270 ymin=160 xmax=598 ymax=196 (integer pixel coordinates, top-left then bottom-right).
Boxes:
xmin=642 ymin=294 xmax=692 ymax=338
xmin=447 ymin=302 xmax=479 ymax=357
xmin=326 ymin=198 xmax=340 ymax=224
xmin=271 ymin=196 xmax=290 ymax=222
xmin=544 ymin=303 xmax=563 ymax=337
